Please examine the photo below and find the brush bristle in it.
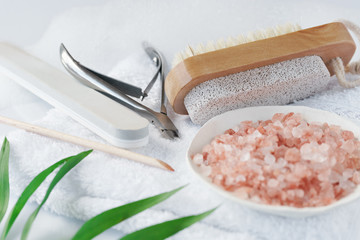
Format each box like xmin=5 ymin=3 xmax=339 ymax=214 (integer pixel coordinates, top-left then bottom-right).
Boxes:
xmin=172 ymin=23 xmax=302 ymax=67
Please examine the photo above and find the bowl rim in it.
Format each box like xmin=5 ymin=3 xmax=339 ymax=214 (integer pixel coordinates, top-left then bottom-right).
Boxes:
xmin=186 ymin=105 xmax=360 ymax=217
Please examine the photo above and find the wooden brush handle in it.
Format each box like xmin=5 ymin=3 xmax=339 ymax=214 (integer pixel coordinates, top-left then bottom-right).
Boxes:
xmin=165 ymin=22 xmax=356 ymax=115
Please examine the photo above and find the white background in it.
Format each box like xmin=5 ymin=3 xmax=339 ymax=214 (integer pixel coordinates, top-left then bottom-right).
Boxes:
xmin=1 ymin=0 xmax=360 ymax=239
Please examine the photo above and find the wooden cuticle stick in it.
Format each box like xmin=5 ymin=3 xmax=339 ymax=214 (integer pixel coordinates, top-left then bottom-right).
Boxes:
xmin=0 ymin=115 xmax=174 ymax=172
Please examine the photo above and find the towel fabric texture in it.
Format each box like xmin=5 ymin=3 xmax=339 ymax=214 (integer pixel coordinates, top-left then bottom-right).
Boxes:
xmin=2 ymin=1 xmax=360 ymax=239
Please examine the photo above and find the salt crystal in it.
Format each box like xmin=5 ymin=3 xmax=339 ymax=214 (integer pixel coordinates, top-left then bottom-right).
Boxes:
xmin=329 ymin=171 xmax=342 ymax=184
xmin=292 ymin=123 xmax=306 ymax=138
xmin=341 ymin=140 xmax=356 ymax=153
xmin=284 ymin=148 xmax=300 ymax=162
xmin=213 ymin=174 xmax=224 ymax=185
xmin=294 ymin=163 xmax=308 ymax=178
xmin=267 ymin=179 xmax=279 ymax=188
xmin=342 ymin=168 xmax=354 ymax=179
xmin=329 ymin=157 xmax=337 ymax=167
xmin=286 ymin=174 xmax=300 ymax=184
xmin=193 ymin=154 xmax=204 ymax=165
xmin=247 ymin=162 xmax=261 ymax=171
xmin=192 ymin=112 xmax=360 ymax=207
xmin=248 ymin=130 xmax=262 ymax=142
xmin=234 ymin=187 xmax=251 ymax=199
xmin=267 ymin=188 xmax=278 ymax=197
xmin=264 ymin=154 xmax=275 ymax=165
xmin=295 ymin=189 xmax=304 ymax=198
xmin=277 ymin=175 xmax=285 ymax=182
xmin=240 ymin=150 xmax=251 ymax=162
xmin=225 ymin=176 xmax=235 ymax=186
xmin=223 ymin=144 xmax=233 ymax=152
xmin=237 ymin=136 xmax=245 ymax=144
xmin=235 ymin=175 xmax=246 ymax=182
xmin=339 ymin=179 xmax=356 ymax=190
xmin=273 ymin=120 xmax=283 ymax=128
xmin=318 ymin=169 xmax=331 ymax=182
xmin=273 ymin=158 xmax=287 ymax=169
xmin=319 ymin=143 xmax=330 ymax=153
xmin=312 ymin=128 xmax=324 ymax=141
xmin=352 ymin=172 xmax=360 ymax=184
xmin=199 ymin=165 xmax=212 ymax=177
xmin=272 ymin=113 xmax=284 ymax=122
xmin=342 ymin=130 xmax=354 ymax=140
xmin=215 ymin=174 xmax=223 ymax=181
xmin=232 ymin=126 xmax=240 ymax=132
xmin=287 ymin=190 xmax=296 ymax=200
xmin=300 ymin=142 xmax=328 ymax=163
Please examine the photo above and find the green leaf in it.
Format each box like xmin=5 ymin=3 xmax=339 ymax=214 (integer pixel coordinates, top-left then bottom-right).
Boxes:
xmin=0 ymin=138 xmax=10 ymax=223
xmin=21 ymin=150 xmax=92 ymax=240
xmin=71 ymin=186 xmax=185 ymax=240
xmin=120 ymin=208 xmax=216 ymax=240
xmin=0 ymin=156 xmax=70 ymax=240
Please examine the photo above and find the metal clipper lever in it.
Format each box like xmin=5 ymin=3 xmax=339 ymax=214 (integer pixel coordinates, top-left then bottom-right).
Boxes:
xmin=60 ymin=43 xmax=179 ymax=139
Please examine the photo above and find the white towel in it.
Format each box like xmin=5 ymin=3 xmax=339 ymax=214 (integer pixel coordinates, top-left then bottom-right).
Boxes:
xmin=6 ymin=60 xmax=360 ymax=240
xmin=4 ymin=1 xmax=360 ymax=239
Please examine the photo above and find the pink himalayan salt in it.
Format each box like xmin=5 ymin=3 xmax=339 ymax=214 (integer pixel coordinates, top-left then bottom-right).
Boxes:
xmin=192 ymin=112 xmax=360 ymax=207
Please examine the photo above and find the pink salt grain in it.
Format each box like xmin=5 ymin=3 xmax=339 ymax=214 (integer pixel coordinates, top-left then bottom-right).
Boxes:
xmin=191 ymin=112 xmax=360 ymax=207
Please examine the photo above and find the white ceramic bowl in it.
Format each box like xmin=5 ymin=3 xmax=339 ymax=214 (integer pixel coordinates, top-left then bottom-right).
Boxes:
xmin=187 ymin=106 xmax=360 ymax=217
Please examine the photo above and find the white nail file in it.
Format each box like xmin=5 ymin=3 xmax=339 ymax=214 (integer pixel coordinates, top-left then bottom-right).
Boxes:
xmin=0 ymin=42 xmax=149 ymax=148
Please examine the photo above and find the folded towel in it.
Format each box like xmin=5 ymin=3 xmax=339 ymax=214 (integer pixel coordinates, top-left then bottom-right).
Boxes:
xmin=4 ymin=1 xmax=360 ymax=239
xmin=6 ymin=55 xmax=360 ymax=240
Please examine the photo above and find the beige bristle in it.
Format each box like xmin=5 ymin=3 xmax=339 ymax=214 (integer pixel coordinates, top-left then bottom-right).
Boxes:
xmin=205 ymin=41 xmax=216 ymax=52
xmin=274 ymin=25 xmax=284 ymax=35
xmin=172 ymin=23 xmax=302 ymax=67
xmin=216 ymin=38 xmax=227 ymax=49
xmin=226 ymin=36 xmax=237 ymax=47
xmin=254 ymin=30 xmax=267 ymax=40
xmin=266 ymin=28 xmax=277 ymax=38
xmin=245 ymin=32 xmax=254 ymax=42
xmin=194 ymin=43 xmax=206 ymax=55
xmin=172 ymin=52 xmax=184 ymax=67
xmin=236 ymin=34 xmax=247 ymax=44
xmin=184 ymin=45 xmax=194 ymax=58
